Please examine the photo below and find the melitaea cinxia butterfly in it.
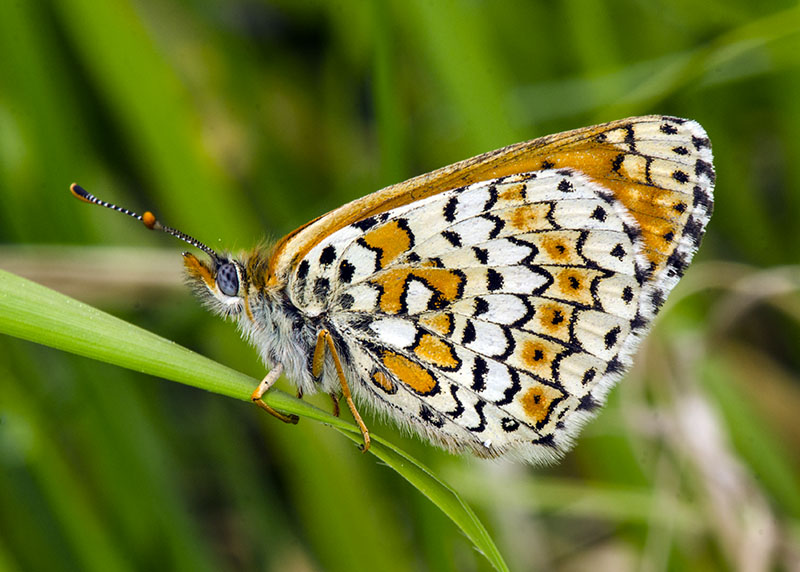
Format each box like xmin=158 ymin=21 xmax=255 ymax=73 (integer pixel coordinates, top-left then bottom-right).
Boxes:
xmin=72 ymin=115 xmax=714 ymax=463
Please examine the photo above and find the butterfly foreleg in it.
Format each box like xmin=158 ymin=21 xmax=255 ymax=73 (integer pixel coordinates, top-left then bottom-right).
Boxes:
xmin=313 ymin=329 xmax=371 ymax=453
xmin=250 ymin=363 xmax=300 ymax=424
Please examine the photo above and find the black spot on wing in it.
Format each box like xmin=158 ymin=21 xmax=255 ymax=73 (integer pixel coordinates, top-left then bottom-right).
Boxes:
xmin=672 ymin=170 xmax=689 ymax=184
xmin=693 ymin=185 xmax=713 ymax=211
xmin=441 ymin=230 xmax=461 ymax=247
xmin=604 ymin=326 xmax=621 ymax=350
xmin=665 ymin=248 xmax=688 ymax=278
xmin=683 ymin=216 xmax=704 ymax=247
xmin=530 ymin=433 xmax=557 ymax=448
xmin=352 ymin=216 xmax=378 ymax=231
xmin=419 ymin=404 xmax=445 ymax=428
xmin=591 ymin=206 xmax=607 ymax=222
xmin=611 ymin=153 xmax=625 ymax=173
xmin=695 ymin=159 xmax=716 ymax=184
xmin=692 ymin=135 xmax=711 ymax=150
xmin=605 ymin=356 xmax=622 ymax=374
xmin=639 ymin=261 xmax=656 ymax=284
xmin=487 ymin=269 xmax=504 ymax=291
xmin=339 ymin=259 xmax=355 ymax=283
xmin=622 ymin=286 xmax=634 ymax=303
xmin=577 ymin=393 xmax=600 ymax=411
xmin=630 ymin=312 xmax=647 ymax=330
xmin=461 ymin=321 xmax=476 ymax=344
xmin=297 ymin=260 xmax=310 ymax=280
xmin=474 ymin=297 xmax=489 ymax=316
xmin=443 ymin=196 xmax=458 ymax=222
xmin=660 ymin=122 xmax=678 ymax=135
xmin=471 ymin=356 xmax=488 ymax=391
xmin=319 ymin=245 xmax=336 ymax=266
xmin=473 ymin=246 xmax=489 ymax=264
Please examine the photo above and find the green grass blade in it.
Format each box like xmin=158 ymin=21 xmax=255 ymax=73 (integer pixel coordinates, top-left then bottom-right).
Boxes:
xmin=333 ymin=430 xmax=509 ymax=572
xmin=0 ymin=269 xmax=509 ymax=572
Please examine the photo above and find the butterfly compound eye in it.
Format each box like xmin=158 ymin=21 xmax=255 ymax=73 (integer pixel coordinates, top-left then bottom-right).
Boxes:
xmin=216 ymin=263 xmax=240 ymax=296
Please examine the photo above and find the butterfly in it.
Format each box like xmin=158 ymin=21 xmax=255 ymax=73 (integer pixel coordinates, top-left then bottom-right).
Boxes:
xmin=72 ymin=115 xmax=714 ymax=464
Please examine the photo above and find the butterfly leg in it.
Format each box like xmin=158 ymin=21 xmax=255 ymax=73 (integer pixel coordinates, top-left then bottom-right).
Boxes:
xmin=250 ymin=363 xmax=299 ymax=424
xmin=311 ymin=334 xmax=342 ymax=417
xmin=313 ymin=329 xmax=371 ymax=452
xmin=329 ymin=393 xmax=340 ymax=417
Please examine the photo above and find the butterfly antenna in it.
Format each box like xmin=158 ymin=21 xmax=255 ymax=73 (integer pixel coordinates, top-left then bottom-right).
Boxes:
xmin=70 ymin=183 xmax=220 ymax=261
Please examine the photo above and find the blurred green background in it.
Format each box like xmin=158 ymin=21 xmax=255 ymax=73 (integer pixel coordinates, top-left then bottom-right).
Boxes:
xmin=2 ymin=1 xmax=800 ymax=570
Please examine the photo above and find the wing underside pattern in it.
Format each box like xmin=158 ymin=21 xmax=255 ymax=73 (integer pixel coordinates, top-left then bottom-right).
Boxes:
xmin=286 ymin=117 xmax=714 ymax=462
